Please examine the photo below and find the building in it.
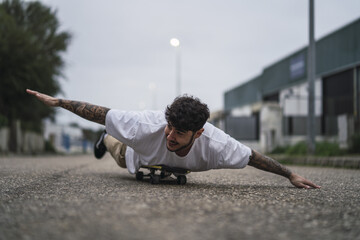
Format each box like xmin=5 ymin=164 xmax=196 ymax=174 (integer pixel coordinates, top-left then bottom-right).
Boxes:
xmin=43 ymin=120 xmax=93 ymax=154
xmin=223 ymin=18 xmax=360 ymax=152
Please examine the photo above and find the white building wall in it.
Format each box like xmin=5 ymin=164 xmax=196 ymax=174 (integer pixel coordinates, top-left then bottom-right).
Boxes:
xmin=260 ymin=103 xmax=283 ymax=153
xmin=43 ymin=120 xmax=86 ymax=153
xmin=231 ymin=105 xmax=253 ymax=117
xmin=280 ymin=79 xmax=322 ymax=117
xmin=227 ymin=79 xmax=325 ymax=151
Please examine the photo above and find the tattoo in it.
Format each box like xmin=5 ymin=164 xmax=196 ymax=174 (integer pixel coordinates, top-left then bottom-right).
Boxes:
xmin=59 ymin=99 xmax=110 ymax=125
xmin=248 ymin=150 xmax=292 ymax=179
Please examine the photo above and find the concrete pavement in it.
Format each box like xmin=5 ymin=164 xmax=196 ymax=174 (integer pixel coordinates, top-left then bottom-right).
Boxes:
xmin=0 ymin=154 xmax=359 ymax=240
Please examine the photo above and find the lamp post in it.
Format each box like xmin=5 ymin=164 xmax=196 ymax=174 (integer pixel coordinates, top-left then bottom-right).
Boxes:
xmin=307 ymin=0 xmax=316 ymax=154
xmin=170 ymin=38 xmax=181 ymax=97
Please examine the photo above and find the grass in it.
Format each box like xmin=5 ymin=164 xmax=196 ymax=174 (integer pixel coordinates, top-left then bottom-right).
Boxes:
xmin=271 ymin=141 xmax=346 ymax=157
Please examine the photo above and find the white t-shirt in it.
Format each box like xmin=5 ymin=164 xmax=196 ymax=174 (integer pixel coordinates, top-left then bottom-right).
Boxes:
xmin=105 ymin=109 xmax=252 ymax=174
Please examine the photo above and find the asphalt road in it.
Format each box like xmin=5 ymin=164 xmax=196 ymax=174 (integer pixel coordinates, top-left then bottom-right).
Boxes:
xmin=1 ymin=154 xmax=359 ymax=240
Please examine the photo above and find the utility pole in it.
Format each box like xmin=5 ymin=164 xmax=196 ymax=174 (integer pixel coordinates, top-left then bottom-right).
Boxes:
xmin=307 ymin=0 xmax=316 ymax=154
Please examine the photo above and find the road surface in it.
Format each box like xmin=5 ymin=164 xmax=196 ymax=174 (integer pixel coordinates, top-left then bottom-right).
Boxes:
xmin=1 ymin=154 xmax=359 ymax=240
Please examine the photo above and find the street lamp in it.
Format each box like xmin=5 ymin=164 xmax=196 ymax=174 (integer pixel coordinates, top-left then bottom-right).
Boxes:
xmin=170 ymin=38 xmax=181 ymax=97
xmin=307 ymin=0 xmax=316 ymax=154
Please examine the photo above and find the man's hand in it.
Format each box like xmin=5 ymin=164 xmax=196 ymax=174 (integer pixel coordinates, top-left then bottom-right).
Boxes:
xmin=289 ymin=173 xmax=321 ymax=189
xmin=27 ymin=88 xmax=110 ymax=125
xmin=26 ymin=89 xmax=60 ymax=107
xmin=249 ymin=150 xmax=321 ymax=189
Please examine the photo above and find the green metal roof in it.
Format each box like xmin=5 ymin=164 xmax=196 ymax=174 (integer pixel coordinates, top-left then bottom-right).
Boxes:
xmin=224 ymin=75 xmax=262 ymax=111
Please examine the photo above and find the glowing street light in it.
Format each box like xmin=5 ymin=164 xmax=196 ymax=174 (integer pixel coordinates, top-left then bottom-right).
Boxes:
xmin=170 ymin=38 xmax=180 ymax=47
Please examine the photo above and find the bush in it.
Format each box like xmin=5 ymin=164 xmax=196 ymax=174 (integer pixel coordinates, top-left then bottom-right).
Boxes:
xmin=270 ymin=146 xmax=288 ymax=154
xmin=0 ymin=114 xmax=8 ymax=128
xmin=315 ymin=141 xmax=344 ymax=156
xmin=44 ymin=140 xmax=56 ymax=153
xmin=285 ymin=141 xmax=307 ymax=156
xmin=271 ymin=141 xmax=344 ymax=156
xmin=349 ymin=134 xmax=360 ymax=154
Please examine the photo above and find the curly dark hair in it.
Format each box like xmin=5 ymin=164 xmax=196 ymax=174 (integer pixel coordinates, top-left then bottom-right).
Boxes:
xmin=165 ymin=95 xmax=210 ymax=132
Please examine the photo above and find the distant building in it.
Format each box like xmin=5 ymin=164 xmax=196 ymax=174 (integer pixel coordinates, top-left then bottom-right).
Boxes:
xmin=224 ymin=18 xmax=360 ymax=152
xmin=43 ymin=120 xmax=92 ymax=154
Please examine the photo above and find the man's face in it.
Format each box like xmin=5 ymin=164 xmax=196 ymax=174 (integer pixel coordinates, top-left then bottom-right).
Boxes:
xmin=164 ymin=123 xmax=203 ymax=156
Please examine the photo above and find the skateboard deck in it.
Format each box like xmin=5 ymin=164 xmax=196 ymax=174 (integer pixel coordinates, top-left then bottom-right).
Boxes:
xmin=135 ymin=165 xmax=190 ymax=185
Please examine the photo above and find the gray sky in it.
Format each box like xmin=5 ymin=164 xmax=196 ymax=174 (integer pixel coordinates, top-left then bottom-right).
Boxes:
xmin=37 ymin=0 xmax=360 ymax=130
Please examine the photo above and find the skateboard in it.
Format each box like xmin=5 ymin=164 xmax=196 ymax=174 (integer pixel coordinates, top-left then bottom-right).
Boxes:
xmin=135 ymin=165 xmax=190 ymax=185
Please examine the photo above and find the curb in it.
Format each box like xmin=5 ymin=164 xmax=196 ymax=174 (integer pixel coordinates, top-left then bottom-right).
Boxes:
xmin=271 ymin=155 xmax=360 ymax=169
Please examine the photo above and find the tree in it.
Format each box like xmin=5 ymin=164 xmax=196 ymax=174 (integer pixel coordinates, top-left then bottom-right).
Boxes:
xmin=0 ymin=0 xmax=71 ymax=152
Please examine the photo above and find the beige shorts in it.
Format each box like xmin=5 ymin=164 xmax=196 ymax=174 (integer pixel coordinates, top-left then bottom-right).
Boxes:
xmin=104 ymin=134 xmax=127 ymax=168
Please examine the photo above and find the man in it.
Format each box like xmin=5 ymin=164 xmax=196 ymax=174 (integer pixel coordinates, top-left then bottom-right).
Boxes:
xmin=26 ymin=89 xmax=320 ymax=189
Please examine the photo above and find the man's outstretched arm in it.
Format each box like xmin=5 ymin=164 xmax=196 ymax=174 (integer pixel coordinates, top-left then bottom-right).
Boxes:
xmin=26 ymin=89 xmax=110 ymax=125
xmin=248 ymin=149 xmax=321 ymax=189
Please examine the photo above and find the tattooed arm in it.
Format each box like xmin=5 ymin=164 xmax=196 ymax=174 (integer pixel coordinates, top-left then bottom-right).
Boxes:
xmin=58 ymin=99 xmax=109 ymax=125
xmin=26 ymin=89 xmax=110 ymax=125
xmin=248 ymin=149 xmax=320 ymax=189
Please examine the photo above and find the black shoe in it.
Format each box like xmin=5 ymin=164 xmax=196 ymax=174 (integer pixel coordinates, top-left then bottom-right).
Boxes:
xmin=94 ymin=130 xmax=107 ymax=159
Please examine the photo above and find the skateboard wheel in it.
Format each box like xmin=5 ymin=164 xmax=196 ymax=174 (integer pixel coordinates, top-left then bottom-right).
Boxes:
xmin=150 ymin=175 xmax=160 ymax=184
xmin=136 ymin=171 xmax=144 ymax=181
xmin=177 ymin=175 xmax=187 ymax=185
